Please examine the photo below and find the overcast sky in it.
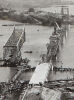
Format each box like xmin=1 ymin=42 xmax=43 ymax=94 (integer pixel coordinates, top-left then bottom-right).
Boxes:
xmin=0 ymin=0 xmax=74 ymax=9
xmin=1 ymin=0 xmax=74 ymax=4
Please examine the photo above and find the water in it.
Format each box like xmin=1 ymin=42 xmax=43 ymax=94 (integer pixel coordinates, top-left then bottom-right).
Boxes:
xmin=0 ymin=8 xmax=74 ymax=98
xmin=47 ymin=25 xmax=74 ymax=81
xmin=48 ymin=71 xmax=74 ymax=81
xmin=0 ymin=20 xmax=53 ymax=100
xmin=61 ymin=25 xmax=74 ymax=68
xmin=0 ymin=67 xmax=18 ymax=82
xmin=21 ymin=25 xmax=53 ymax=66
xmin=0 ymin=19 xmax=74 ymax=83
xmin=0 ymin=19 xmax=53 ymax=82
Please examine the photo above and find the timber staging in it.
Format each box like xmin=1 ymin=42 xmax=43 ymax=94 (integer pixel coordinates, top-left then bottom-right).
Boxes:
xmin=3 ymin=27 xmax=25 ymax=66
xmin=46 ymin=23 xmax=67 ymax=63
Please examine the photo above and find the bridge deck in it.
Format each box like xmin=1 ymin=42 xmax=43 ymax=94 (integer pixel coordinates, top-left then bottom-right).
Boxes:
xmin=3 ymin=28 xmax=25 ymax=61
xmin=4 ymin=29 xmax=24 ymax=47
xmin=29 ymin=63 xmax=51 ymax=84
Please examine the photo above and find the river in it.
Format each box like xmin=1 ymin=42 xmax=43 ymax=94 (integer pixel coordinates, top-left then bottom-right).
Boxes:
xmin=0 ymin=17 xmax=74 ymax=99
xmin=0 ymin=19 xmax=53 ymax=82
xmin=0 ymin=19 xmax=53 ymax=100
xmin=0 ymin=19 xmax=74 ymax=81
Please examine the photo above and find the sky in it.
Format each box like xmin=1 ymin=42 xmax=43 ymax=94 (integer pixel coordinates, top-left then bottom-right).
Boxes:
xmin=0 ymin=0 xmax=74 ymax=9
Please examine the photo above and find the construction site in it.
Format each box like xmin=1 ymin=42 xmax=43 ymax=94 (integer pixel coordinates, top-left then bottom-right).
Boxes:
xmin=0 ymin=2 xmax=74 ymax=100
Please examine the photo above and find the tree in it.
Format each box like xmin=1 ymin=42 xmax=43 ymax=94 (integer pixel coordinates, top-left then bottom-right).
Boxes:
xmin=28 ymin=8 xmax=35 ymax=12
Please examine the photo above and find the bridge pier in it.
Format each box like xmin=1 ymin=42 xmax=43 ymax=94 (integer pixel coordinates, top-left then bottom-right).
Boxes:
xmin=51 ymin=55 xmax=57 ymax=61
xmin=3 ymin=27 xmax=26 ymax=66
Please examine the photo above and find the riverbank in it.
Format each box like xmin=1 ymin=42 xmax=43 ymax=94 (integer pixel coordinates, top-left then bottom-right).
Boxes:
xmin=0 ymin=7 xmax=63 ymax=26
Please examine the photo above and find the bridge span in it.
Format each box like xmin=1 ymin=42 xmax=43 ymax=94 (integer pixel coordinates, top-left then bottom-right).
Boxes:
xmin=29 ymin=63 xmax=51 ymax=85
xmin=3 ymin=27 xmax=25 ymax=65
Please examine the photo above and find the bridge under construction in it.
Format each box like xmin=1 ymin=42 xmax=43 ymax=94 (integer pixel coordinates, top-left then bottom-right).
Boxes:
xmin=0 ymin=5 xmax=72 ymax=100
xmin=3 ymin=27 xmax=25 ymax=65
